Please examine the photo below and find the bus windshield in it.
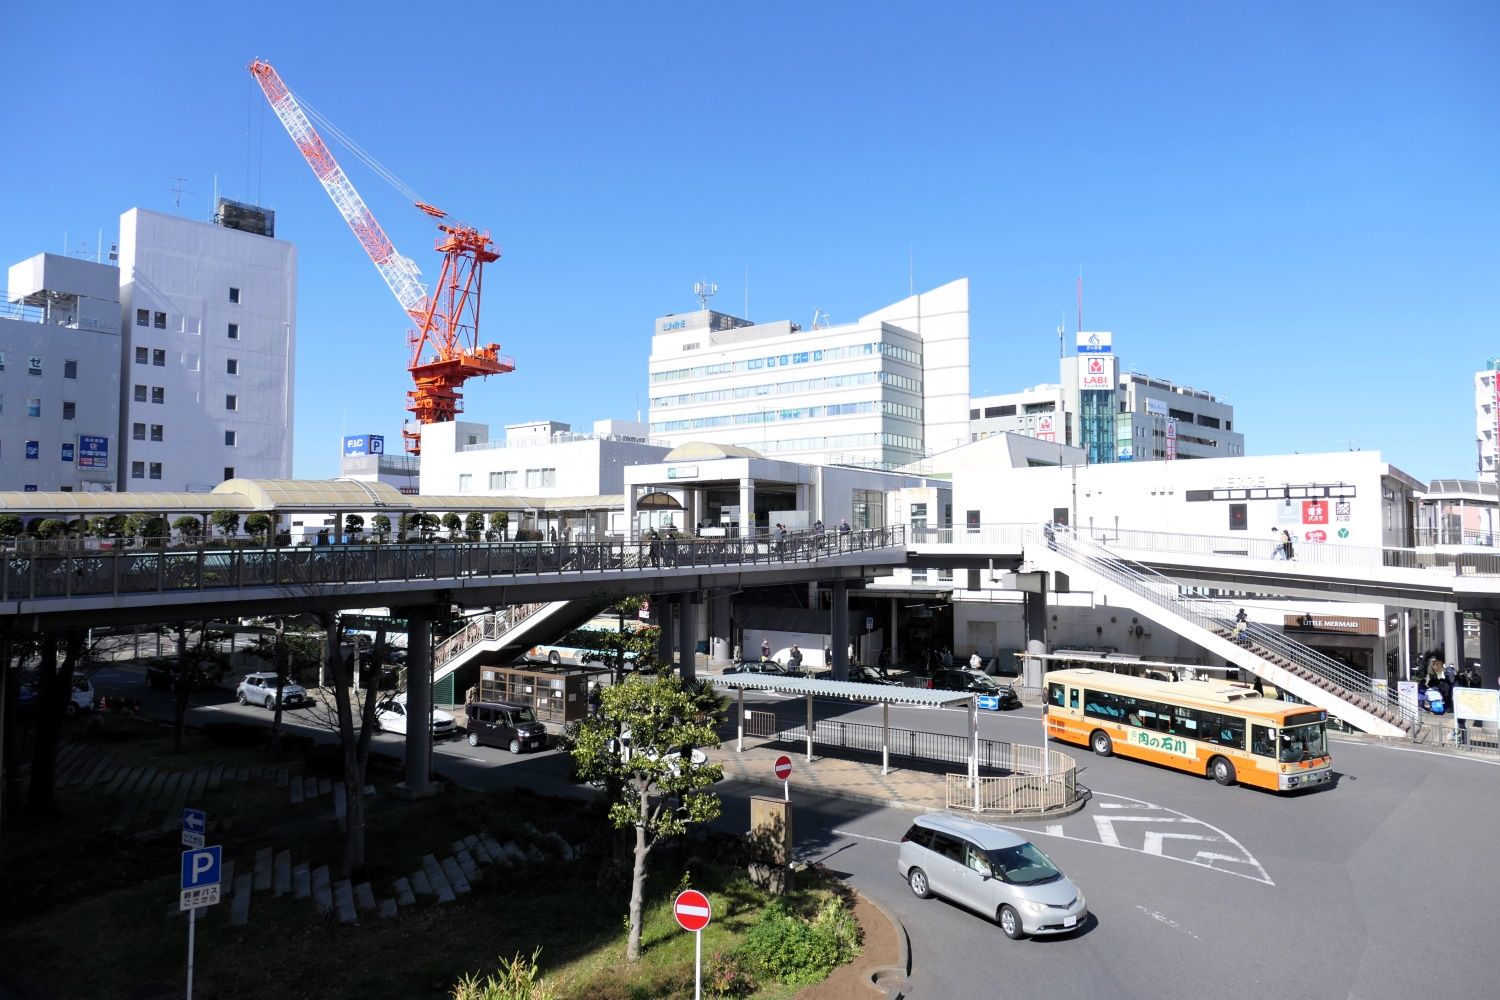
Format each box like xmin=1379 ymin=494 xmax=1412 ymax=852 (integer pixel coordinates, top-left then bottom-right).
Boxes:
xmin=1279 ymin=722 xmax=1327 ymax=763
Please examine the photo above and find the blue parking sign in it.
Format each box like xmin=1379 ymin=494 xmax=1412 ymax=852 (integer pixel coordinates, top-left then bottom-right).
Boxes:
xmin=179 ymin=845 xmax=222 ymax=911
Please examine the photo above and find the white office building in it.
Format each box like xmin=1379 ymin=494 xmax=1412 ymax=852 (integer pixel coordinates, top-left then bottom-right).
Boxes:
xmin=1 ymin=254 xmax=122 ymax=492
xmin=1475 ymin=360 xmax=1499 ymax=484
xmin=648 ymin=279 xmax=971 ymax=470
xmin=421 ymin=417 xmax=667 ymax=500
xmin=117 ymin=204 xmax=295 ymax=492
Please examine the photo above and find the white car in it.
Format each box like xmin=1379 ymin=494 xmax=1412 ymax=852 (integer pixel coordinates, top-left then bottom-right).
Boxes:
xmin=375 ymin=693 xmax=457 ymax=739
xmin=236 ymin=672 xmax=308 ymax=710
xmin=66 ymin=677 xmax=94 ymax=715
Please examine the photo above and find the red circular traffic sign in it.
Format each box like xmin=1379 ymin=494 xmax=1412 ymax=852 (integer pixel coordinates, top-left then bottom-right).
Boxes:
xmin=774 ymin=755 xmax=793 ymax=780
xmin=674 ymin=889 xmax=711 ymax=932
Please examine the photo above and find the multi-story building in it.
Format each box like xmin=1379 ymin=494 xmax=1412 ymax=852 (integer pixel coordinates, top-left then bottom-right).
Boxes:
xmin=1 ymin=253 xmax=122 ymax=492
xmin=117 ymin=202 xmax=295 ymax=491
xmin=970 ymin=333 xmax=1242 ymax=462
xmin=647 ymin=279 xmax=971 ymax=470
xmin=339 ymin=433 xmax=420 ymax=495
xmin=1475 ymin=360 xmax=1499 ymax=484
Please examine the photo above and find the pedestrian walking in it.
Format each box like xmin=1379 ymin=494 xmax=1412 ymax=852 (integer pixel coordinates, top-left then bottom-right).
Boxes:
xmin=647 ymin=528 xmax=661 ymax=569
xmin=838 ymin=517 xmax=851 ymax=549
xmin=760 ymin=637 xmax=771 ymax=662
xmin=1281 ymin=529 xmax=1295 ymax=561
xmin=1043 ymin=521 xmax=1057 ymax=551
xmin=969 ymin=650 xmax=984 ymax=673
xmin=1453 ymin=660 xmax=1475 ymax=741
xmin=878 ymin=648 xmax=891 ymax=678
xmin=776 ymin=522 xmax=788 ymax=559
xmin=787 ymin=644 xmax=804 ymax=672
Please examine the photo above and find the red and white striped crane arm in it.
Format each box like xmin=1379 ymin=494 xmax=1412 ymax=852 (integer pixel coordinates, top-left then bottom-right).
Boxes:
xmin=248 ymin=60 xmax=428 ymax=320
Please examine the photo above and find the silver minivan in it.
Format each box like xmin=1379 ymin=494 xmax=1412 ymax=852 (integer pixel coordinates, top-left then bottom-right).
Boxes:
xmin=897 ymin=813 xmax=1087 ymax=939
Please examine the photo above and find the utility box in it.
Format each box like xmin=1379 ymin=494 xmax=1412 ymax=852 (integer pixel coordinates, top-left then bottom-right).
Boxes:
xmin=748 ymin=795 xmax=794 ymax=894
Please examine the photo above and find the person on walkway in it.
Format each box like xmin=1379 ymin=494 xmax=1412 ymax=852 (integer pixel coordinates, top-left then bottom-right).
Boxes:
xmin=1281 ymin=529 xmax=1295 ymax=561
xmin=647 ymin=529 xmax=661 ymax=569
xmin=1043 ymin=521 xmax=1057 ymax=551
xmin=787 ymin=644 xmax=804 ymax=673
xmin=760 ymin=638 xmax=771 ymax=662
xmin=878 ymin=647 xmax=891 ymax=678
xmin=1460 ymin=662 xmax=1484 ymax=730
xmin=775 ymin=522 xmax=788 ymax=559
xmin=838 ymin=517 xmax=851 ymax=549
xmin=1441 ymin=657 xmax=1457 ymax=731
xmin=1453 ymin=660 xmax=1475 ymax=741
xmin=969 ymin=650 xmax=984 ymax=673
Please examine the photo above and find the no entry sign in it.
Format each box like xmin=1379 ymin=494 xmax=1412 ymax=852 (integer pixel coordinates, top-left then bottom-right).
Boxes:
xmin=674 ymin=889 xmax=712 ymax=932
xmin=774 ymin=755 xmax=793 ymax=780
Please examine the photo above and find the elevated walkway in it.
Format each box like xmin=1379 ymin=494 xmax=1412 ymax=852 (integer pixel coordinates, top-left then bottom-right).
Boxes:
xmin=1025 ymin=528 xmax=1410 ymax=738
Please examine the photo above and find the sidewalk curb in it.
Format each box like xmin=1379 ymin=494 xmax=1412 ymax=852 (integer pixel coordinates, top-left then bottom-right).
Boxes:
xmin=857 ymin=890 xmax=912 ymax=1000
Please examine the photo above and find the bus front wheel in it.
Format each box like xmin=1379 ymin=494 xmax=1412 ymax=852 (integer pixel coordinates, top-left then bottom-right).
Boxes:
xmin=1090 ymin=730 xmax=1113 ymax=757
xmin=1210 ymin=756 xmax=1237 ymax=786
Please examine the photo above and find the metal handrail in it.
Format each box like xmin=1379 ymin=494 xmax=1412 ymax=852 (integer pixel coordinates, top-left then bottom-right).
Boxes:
xmin=1046 ymin=528 xmax=1386 ymax=707
xmin=0 ymin=525 xmax=908 ymax=604
xmin=433 ymin=601 xmax=552 ymax=668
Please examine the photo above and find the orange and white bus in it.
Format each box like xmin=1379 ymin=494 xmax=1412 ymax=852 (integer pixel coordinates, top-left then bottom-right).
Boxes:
xmin=1043 ymin=668 xmax=1331 ymax=792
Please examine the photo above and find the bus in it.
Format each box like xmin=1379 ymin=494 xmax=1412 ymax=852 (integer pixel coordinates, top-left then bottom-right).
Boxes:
xmin=1043 ymin=668 xmax=1331 ymax=792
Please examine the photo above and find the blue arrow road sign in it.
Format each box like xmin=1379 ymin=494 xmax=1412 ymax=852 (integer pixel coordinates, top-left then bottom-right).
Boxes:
xmin=181 ymin=846 xmax=221 ymax=891
xmin=182 ymin=807 xmax=206 ymax=848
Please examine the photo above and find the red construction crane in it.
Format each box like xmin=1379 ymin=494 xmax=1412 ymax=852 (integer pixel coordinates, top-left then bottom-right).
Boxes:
xmin=248 ymin=59 xmax=514 ymax=454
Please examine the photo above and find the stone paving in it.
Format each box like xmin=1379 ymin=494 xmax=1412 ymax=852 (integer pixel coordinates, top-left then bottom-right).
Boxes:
xmin=706 ymin=738 xmax=952 ymax=811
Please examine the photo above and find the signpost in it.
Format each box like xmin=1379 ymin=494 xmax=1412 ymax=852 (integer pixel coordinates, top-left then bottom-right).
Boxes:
xmin=180 ymin=843 xmax=221 ymax=1000
xmin=673 ymin=889 xmax=712 ymax=1000
xmin=774 ymin=754 xmax=792 ymax=800
xmin=181 ymin=807 xmax=206 ymax=849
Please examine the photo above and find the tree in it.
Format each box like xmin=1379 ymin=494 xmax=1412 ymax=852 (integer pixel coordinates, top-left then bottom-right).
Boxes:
xmin=209 ymin=509 xmax=240 ymax=540
xmin=398 ymin=512 xmax=419 ymax=542
xmin=170 ymin=624 xmax=230 ymax=751
xmin=245 ymin=512 xmax=274 ymax=542
xmin=464 ymin=511 xmax=484 ymax=540
xmin=0 ymin=514 xmax=21 ymax=539
xmin=32 ymin=519 xmax=65 ymax=540
xmin=247 ymin=620 xmax=324 ymax=754
xmin=345 ymin=514 xmax=365 ymax=537
xmin=25 ymin=630 xmax=86 ymax=819
xmin=308 ymin=612 xmax=385 ymax=876
xmin=441 ymin=512 xmax=463 ymax=540
xmin=173 ymin=516 xmax=202 ymax=543
xmin=564 ymin=675 xmax=726 ymax=963
xmin=87 ymin=515 xmax=121 ymax=539
xmin=371 ymin=514 xmax=392 ymax=541
xmin=124 ymin=512 xmax=166 ymax=546
xmin=66 ymin=518 xmax=87 ymax=537
xmin=488 ymin=511 xmax=509 ymax=541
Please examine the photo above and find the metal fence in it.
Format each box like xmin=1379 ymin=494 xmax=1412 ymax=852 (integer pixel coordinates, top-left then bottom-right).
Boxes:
xmin=945 ymin=767 xmax=1077 ymax=815
xmin=0 ymin=525 xmax=907 ymax=603
xmin=746 ymin=712 xmax=1066 ymax=776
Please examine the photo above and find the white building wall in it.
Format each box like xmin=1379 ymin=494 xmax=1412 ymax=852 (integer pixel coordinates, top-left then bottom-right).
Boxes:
xmin=117 ymin=208 xmax=294 ymax=492
xmin=419 ymin=419 xmax=670 ymax=496
xmin=1 ymin=254 xmax=121 ymax=492
xmin=1475 ymin=366 xmax=1497 ymax=484
xmin=862 ymin=278 xmax=971 ymax=456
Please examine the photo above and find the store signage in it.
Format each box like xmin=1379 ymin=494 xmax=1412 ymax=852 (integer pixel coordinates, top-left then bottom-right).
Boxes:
xmin=1302 ymin=500 xmax=1329 ymax=524
xmin=666 ymin=466 xmax=698 ymax=479
xmin=1078 ymin=354 xmax=1113 ymax=389
xmin=1304 ymin=529 xmax=1327 ymax=543
xmin=1145 ymin=398 xmax=1169 ymax=416
xmin=1284 ymin=614 xmax=1378 ymax=635
xmin=1076 ymin=331 xmax=1113 ymax=354
xmin=78 ymin=435 xmax=109 ymax=469
xmin=342 ymin=435 xmax=385 ymax=456
xmin=1165 ymin=422 xmax=1176 ymax=460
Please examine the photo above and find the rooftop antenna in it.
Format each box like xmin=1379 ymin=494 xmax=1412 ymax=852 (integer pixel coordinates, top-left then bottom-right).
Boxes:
xmin=744 ymin=264 xmax=749 ymax=320
xmin=169 ymin=176 xmax=195 ymax=213
xmin=909 ymin=247 xmax=914 ymax=296
xmin=812 ymin=309 xmax=832 ymax=329
xmin=1058 ymin=322 xmax=1064 ymax=359
xmin=693 ymin=280 xmax=717 ymax=311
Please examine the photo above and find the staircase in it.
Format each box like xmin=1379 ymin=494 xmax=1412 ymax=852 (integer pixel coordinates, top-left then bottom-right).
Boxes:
xmin=431 ymin=601 xmax=568 ymax=686
xmin=1029 ymin=528 xmax=1411 ymax=737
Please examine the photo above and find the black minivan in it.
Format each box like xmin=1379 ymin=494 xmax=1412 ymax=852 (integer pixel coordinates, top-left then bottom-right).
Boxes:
xmin=465 ymin=701 xmax=548 ymax=753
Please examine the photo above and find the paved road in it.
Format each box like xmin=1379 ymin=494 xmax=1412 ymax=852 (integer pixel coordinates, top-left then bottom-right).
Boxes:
xmin=86 ymin=664 xmax=1500 ymax=999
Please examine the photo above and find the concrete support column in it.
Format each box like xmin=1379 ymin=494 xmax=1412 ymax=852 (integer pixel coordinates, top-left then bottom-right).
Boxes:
xmin=1401 ymin=608 xmax=1412 ymax=682
xmin=1023 ymin=585 xmax=1049 ymax=691
xmin=625 ymin=486 xmax=638 ymax=540
xmin=397 ymin=608 xmax=439 ymax=799
xmin=1479 ymin=611 xmax=1500 ymax=688
xmin=678 ymin=592 xmax=698 ymax=683
xmin=334 ymin=512 xmax=344 ymax=544
xmin=655 ymin=595 xmax=673 ymax=672
xmin=708 ymin=589 xmax=732 ymax=667
xmin=739 ymin=478 xmax=755 ymax=538
xmin=890 ymin=597 xmax=899 ymax=668
xmin=831 ymin=581 xmax=850 ymax=682
xmin=1444 ymin=607 xmax=1461 ymax=669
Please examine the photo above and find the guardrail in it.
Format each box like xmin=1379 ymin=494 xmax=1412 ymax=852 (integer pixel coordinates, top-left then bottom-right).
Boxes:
xmin=945 ymin=767 xmax=1077 ymax=815
xmin=0 ymin=525 xmax=907 ymax=604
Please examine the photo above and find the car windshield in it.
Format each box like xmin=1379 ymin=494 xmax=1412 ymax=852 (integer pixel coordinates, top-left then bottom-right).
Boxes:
xmin=968 ymin=674 xmax=1000 ymax=690
xmin=988 ymin=842 xmax=1063 ymax=886
xmin=513 ymin=707 xmax=538 ymax=725
xmin=1279 ymin=722 xmax=1327 ymax=763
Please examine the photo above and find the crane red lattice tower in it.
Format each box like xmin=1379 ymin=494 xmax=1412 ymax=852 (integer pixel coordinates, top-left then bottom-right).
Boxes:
xmin=248 ymin=59 xmax=514 ymax=455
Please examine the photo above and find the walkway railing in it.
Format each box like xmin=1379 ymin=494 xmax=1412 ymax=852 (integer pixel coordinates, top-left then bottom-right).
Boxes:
xmin=945 ymin=769 xmax=1077 ymax=815
xmin=1046 ymin=528 xmax=1411 ymax=731
xmin=0 ymin=525 xmax=907 ymax=604
xmin=433 ymin=602 xmax=554 ymax=670
xmin=749 ymin=711 xmax=1061 ymax=775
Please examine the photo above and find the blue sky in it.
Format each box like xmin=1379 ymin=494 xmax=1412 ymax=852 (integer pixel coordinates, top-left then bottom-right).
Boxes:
xmin=2 ymin=1 xmax=1496 ymax=481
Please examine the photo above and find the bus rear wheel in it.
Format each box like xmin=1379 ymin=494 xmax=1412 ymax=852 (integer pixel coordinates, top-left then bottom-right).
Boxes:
xmin=1210 ymin=756 xmax=1237 ymax=786
xmin=1090 ymin=730 xmax=1113 ymax=757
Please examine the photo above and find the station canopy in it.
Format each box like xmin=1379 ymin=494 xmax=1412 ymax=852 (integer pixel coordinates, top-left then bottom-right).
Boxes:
xmin=711 ymin=673 xmax=976 ymax=708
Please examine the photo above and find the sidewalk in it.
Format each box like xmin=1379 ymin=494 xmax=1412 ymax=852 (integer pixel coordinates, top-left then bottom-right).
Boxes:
xmin=706 ymin=738 xmax=950 ymax=811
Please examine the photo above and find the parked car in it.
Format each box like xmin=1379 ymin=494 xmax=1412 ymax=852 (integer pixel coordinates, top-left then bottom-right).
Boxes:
xmin=723 ymin=659 xmax=801 ymax=677
xmin=236 ymin=672 xmax=308 ymax=710
xmin=817 ymin=664 xmax=900 ymax=686
xmin=898 ymin=813 xmax=1087 ymax=940
xmin=465 ymin=700 xmax=547 ymax=753
xmin=926 ymin=669 xmax=1021 ymax=709
xmin=68 ymin=676 xmax=94 ymax=714
xmin=375 ymin=693 xmax=457 ymax=739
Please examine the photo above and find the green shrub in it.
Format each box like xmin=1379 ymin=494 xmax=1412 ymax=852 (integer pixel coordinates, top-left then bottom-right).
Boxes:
xmin=736 ymin=895 xmax=861 ymax=987
xmin=451 ymin=948 xmax=558 ymax=1000
xmin=705 ymin=949 xmax=757 ymax=999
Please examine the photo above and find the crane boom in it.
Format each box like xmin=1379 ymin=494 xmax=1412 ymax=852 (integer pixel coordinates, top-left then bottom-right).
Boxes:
xmin=248 ymin=59 xmax=517 ymax=455
xmin=248 ymin=60 xmax=428 ymax=319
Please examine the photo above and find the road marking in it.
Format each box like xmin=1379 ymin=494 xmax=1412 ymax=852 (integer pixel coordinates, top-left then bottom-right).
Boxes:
xmin=1143 ymin=831 xmax=1217 ymax=855
xmin=829 ymin=828 xmax=904 ymax=847
xmin=1134 ymin=905 xmax=1202 ymax=942
xmin=1331 ymin=738 xmax=1500 ymax=766
xmin=1092 ymin=815 xmax=1121 ymax=847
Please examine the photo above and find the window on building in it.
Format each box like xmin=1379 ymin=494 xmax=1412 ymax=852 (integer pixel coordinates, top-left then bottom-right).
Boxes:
xmin=63 ymin=359 xmax=77 ymax=379
xmin=136 ymin=308 xmax=149 ymax=327
xmin=225 ymin=394 xmax=238 ymax=411
xmin=26 ymin=398 xmax=41 ymax=418
xmin=489 ymin=471 xmax=516 ymax=490
xmin=153 ymin=311 xmax=166 ymax=329
xmin=149 ymin=462 xmax=162 ymax=480
xmin=224 ymin=467 xmax=235 ymax=481
xmin=228 ymin=287 xmax=241 ymax=304
xmin=135 ymin=347 xmax=148 ymax=365
xmin=983 ymin=406 xmax=1003 ymax=418
xmin=131 ymin=461 xmax=145 ymax=479
xmin=152 ymin=349 xmax=166 ymax=367
xmin=228 ymin=323 xmax=240 ymax=340
xmin=969 ymin=408 xmax=979 ymax=419
xmin=134 ymin=385 xmax=147 ymax=402
xmin=62 ymin=401 xmax=76 ymax=420
xmin=458 ymin=474 xmax=473 ymax=493
xmin=132 ymin=422 xmax=146 ymax=441
xmin=226 ymin=358 xmax=239 ymax=375
xmin=151 ymin=387 xmax=165 ymax=404
xmin=224 ymin=430 xmax=237 ymax=447
xmin=151 ymin=424 xmax=163 ymax=441
xmin=1229 ymin=503 xmax=1247 ymax=531
xmin=524 ymin=467 xmax=556 ymax=489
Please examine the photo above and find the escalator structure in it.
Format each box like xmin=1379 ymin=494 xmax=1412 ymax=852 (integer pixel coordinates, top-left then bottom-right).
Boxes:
xmin=1028 ymin=529 xmax=1411 ymax=737
xmin=431 ymin=600 xmax=581 ymax=691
